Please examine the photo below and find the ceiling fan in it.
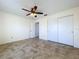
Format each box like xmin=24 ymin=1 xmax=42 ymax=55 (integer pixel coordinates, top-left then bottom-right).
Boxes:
xmin=22 ymin=6 xmax=47 ymax=17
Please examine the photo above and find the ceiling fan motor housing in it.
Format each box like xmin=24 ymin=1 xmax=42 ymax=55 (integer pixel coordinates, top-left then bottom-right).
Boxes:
xmin=34 ymin=6 xmax=37 ymax=10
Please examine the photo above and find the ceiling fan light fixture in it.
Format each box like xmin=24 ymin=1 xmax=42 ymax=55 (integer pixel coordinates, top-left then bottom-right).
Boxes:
xmin=31 ymin=13 xmax=37 ymax=16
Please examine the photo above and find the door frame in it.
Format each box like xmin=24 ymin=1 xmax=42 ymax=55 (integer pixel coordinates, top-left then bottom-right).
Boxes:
xmin=35 ymin=22 xmax=39 ymax=38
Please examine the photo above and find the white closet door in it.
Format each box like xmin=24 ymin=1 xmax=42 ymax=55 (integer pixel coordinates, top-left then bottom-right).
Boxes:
xmin=48 ymin=18 xmax=58 ymax=42
xmin=58 ymin=15 xmax=74 ymax=46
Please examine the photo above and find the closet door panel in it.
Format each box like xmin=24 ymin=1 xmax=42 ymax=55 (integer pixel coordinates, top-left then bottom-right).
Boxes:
xmin=58 ymin=16 xmax=74 ymax=46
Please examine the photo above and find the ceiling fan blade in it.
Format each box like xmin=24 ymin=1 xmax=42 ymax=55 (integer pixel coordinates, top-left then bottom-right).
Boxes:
xmin=34 ymin=6 xmax=37 ymax=10
xmin=22 ymin=8 xmax=31 ymax=12
xmin=35 ymin=12 xmax=43 ymax=14
xmin=26 ymin=13 xmax=31 ymax=16
xmin=44 ymin=14 xmax=48 ymax=16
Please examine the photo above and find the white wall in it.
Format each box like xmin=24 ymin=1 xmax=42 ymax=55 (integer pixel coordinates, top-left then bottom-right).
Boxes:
xmin=0 ymin=12 xmax=3 ymax=40
xmin=38 ymin=7 xmax=79 ymax=48
xmin=29 ymin=19 xmax=35 ymax=38
xmin=0 ymin=11 xmax=35 ymax=44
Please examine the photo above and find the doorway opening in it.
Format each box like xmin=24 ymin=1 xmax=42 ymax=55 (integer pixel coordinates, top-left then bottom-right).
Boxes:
xmin=35 ymin=22 xmax=39 ymax=38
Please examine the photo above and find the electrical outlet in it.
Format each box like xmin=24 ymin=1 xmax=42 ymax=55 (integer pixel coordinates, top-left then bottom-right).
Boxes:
xmin=11 ymin=36 xmax=13 ymax=39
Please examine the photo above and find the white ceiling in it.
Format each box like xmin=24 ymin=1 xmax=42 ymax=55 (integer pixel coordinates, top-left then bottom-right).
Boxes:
xmin=0 ymin=0 xmax=79 ymax=17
